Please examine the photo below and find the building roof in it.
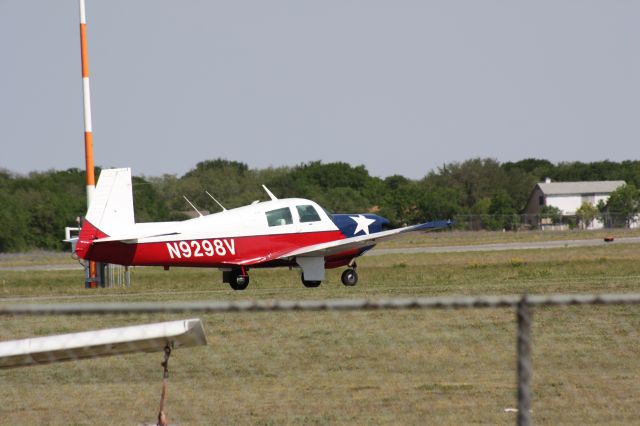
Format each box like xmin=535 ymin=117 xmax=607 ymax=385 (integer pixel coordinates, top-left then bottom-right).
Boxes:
xmin=538 ymin=181 xmax=625 ymax=196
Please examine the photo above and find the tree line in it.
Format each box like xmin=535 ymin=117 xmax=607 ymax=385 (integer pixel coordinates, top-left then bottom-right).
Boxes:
xmin=1 ymin=158 xmax=640 ymax=252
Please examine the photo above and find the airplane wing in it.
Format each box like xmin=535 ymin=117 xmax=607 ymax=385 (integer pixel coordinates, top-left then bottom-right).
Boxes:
xmin=278 ymin=220 xmax=452 ymax=259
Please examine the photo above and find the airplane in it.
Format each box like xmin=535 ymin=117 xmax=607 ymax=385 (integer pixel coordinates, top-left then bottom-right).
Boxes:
xmin=74 ymin=168 xmax=451 ymax=290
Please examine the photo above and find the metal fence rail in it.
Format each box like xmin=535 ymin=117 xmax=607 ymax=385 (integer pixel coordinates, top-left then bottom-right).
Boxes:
xmin=2 ymin=293 xmax=640 ymax=315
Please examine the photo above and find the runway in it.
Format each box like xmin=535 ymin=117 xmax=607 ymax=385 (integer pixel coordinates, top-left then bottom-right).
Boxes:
xmin=368 ymin=236 xmax=640 ymax=255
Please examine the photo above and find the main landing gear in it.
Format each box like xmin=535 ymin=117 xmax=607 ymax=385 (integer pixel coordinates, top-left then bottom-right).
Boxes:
xmin=224 ymin=264 xmax=359 ymax=290
xmin=223 ymin=268 xmax=249 ymax=290
xmin=301 ymin=266 xmax=359 ymax=288
xmin=301 ymin=274 xmax=321 ymax=288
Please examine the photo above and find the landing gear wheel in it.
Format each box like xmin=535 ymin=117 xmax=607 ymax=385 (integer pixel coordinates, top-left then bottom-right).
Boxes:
xmin=229 ymin=273 xmax=249 ymax=290
xmin=301 ymin=274 xmax=321 ymax=288
xmin=341 ymin=268 xmax=358 ymax=286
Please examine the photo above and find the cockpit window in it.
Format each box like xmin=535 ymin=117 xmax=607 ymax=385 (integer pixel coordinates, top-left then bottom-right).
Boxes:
xmin=266 ymin=207 xmax=293 ymax=227
xmin=296 ymin=205 xmax=321 ymax=223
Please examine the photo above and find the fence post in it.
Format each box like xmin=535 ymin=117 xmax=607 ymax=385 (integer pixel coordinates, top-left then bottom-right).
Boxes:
xmin=517 ymin=296 xmax=533 ymax=426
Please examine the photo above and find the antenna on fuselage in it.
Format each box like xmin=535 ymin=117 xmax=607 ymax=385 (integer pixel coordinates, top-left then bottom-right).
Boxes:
xmin=262 ymin=185 xmax=278 ymax=201
xmin=183 ymin=196 xmax=203 ymax=217
xmin=205 ymin=191 xmax=227 ymax=211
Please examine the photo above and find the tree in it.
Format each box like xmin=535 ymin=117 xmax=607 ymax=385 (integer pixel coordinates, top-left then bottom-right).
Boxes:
xmin=415 ymin=185 xmax=464 ymax=223
xmin=575 ymin=202 xmax=599 ymax=229
xmin=266 ymin=161 xmax=379 ymax=215
xmin=605 ymin=183 xmax=640 ymax=228
xmin=426 ymin=158 xmax=508 ymax=209
xmin=376 ymin=175 xmax=421 ymax=226
xmin=501 ymin=167 xmax=539 ymax=211
xmin=486 ymin=189 xmax=519 ymax=230
xmin=132 ymin=176 xmax=171 ymax=222
xmin=539 ymin=205 xmax=563 ymax=224
xmin=184 ymin=159 xmax=249 ymax=178
xmin=0 ymin=192 xmax=30 ymax=252
xmin=502 ymin=158 xmax=554 ymax=181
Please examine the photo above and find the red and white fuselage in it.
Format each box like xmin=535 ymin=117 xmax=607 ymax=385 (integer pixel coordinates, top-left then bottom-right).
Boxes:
xmin=77 ymin=197 xmax=353 ymax=268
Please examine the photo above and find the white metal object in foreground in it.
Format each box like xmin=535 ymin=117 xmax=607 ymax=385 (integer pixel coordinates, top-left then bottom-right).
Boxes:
xmin=0 ymin=318 xmax=206 ymax=369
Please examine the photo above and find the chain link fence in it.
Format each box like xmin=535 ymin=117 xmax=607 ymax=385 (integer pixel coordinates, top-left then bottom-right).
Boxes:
xmin=1 ymin=294 xmax=638 ymax=425
xmin=451 ymin=213 xmax=640 ymax=231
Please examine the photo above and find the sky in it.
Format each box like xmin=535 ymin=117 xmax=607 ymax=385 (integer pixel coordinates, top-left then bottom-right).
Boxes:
xmin=1 ymin=1 xmax=638 ymax=180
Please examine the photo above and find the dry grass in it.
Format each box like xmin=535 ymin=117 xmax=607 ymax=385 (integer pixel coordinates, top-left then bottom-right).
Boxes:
xmin=0 ymin=241 xmax=639 ymax=424
xmin=0 ymin=250 xmax=77 ymax=267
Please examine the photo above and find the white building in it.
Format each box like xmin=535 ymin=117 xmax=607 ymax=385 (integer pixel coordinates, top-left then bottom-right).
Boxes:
xmin=524 ymin=179 xmax=626 ymax=229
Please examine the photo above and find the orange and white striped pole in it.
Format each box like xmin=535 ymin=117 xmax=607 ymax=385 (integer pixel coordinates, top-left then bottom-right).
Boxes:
xmin=79 ymin=0 xmax=97 ymax=286
xmin=79 ymin=0 xmax=95 ymax=205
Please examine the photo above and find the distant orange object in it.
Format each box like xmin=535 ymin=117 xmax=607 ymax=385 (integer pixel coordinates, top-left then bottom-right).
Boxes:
xmin=604 ymin=236 xmax=615 ymax=242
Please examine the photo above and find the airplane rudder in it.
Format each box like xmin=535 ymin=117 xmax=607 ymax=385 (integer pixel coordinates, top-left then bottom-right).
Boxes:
xmin=84 ymin=167 xmax=135 ymax=235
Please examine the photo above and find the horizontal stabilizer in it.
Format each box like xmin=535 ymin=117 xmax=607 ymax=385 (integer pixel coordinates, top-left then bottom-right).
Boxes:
xmin=93 ymin=232 xmax=181 ymax=244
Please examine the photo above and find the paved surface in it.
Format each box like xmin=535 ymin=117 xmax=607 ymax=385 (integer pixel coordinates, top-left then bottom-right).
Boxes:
xmin=370 ymin=236 xmax=640 ymax=255
xmin=1 ymin=237 xmax=639 ymax=271
xmin=0 ymin=263 xmax=83 ymax=272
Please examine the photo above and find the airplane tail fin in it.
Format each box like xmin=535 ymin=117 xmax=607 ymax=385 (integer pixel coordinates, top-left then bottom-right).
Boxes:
xmin=75 ymin=168 xmax=135 ymax=259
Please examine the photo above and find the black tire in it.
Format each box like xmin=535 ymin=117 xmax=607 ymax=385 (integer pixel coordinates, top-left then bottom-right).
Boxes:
xmin=229 ymin=273 xmax=249 ymax=290
xmin=301 ymin=274 xmax=321 ymax=288
xmin=341 ymin=269 xmax=358 ymax=286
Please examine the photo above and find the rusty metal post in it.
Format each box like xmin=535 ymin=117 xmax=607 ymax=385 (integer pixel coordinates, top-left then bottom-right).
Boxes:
xmin=517 ymin=296 xmax=532 ymax=426
xmin=157 ymin=344 xmax=172 ymax=426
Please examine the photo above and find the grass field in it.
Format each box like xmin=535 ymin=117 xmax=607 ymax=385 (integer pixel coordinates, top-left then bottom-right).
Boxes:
xmin=0 ymin=235 xmax=639 ymax=425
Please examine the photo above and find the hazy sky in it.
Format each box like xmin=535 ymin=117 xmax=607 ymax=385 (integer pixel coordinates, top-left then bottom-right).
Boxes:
xmin=1 ymin=1 xmax=638 ymax=179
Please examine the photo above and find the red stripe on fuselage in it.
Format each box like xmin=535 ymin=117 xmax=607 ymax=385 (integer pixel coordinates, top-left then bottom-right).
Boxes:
xmin=83 ymin=231 xmax=347 ymax=267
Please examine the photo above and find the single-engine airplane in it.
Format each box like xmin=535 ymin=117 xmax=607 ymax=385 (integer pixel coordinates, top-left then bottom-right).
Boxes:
xmin=75 ymin=168 xmax=451 ymax=290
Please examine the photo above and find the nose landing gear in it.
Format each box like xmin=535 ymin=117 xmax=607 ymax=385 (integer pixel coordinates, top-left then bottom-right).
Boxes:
xmin=341 ymin=265 xmax=358 ymax=286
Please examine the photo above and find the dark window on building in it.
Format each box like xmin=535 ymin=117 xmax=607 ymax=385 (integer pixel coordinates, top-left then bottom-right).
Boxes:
xmin=539 ymin=196 xmax=544 ymax=206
